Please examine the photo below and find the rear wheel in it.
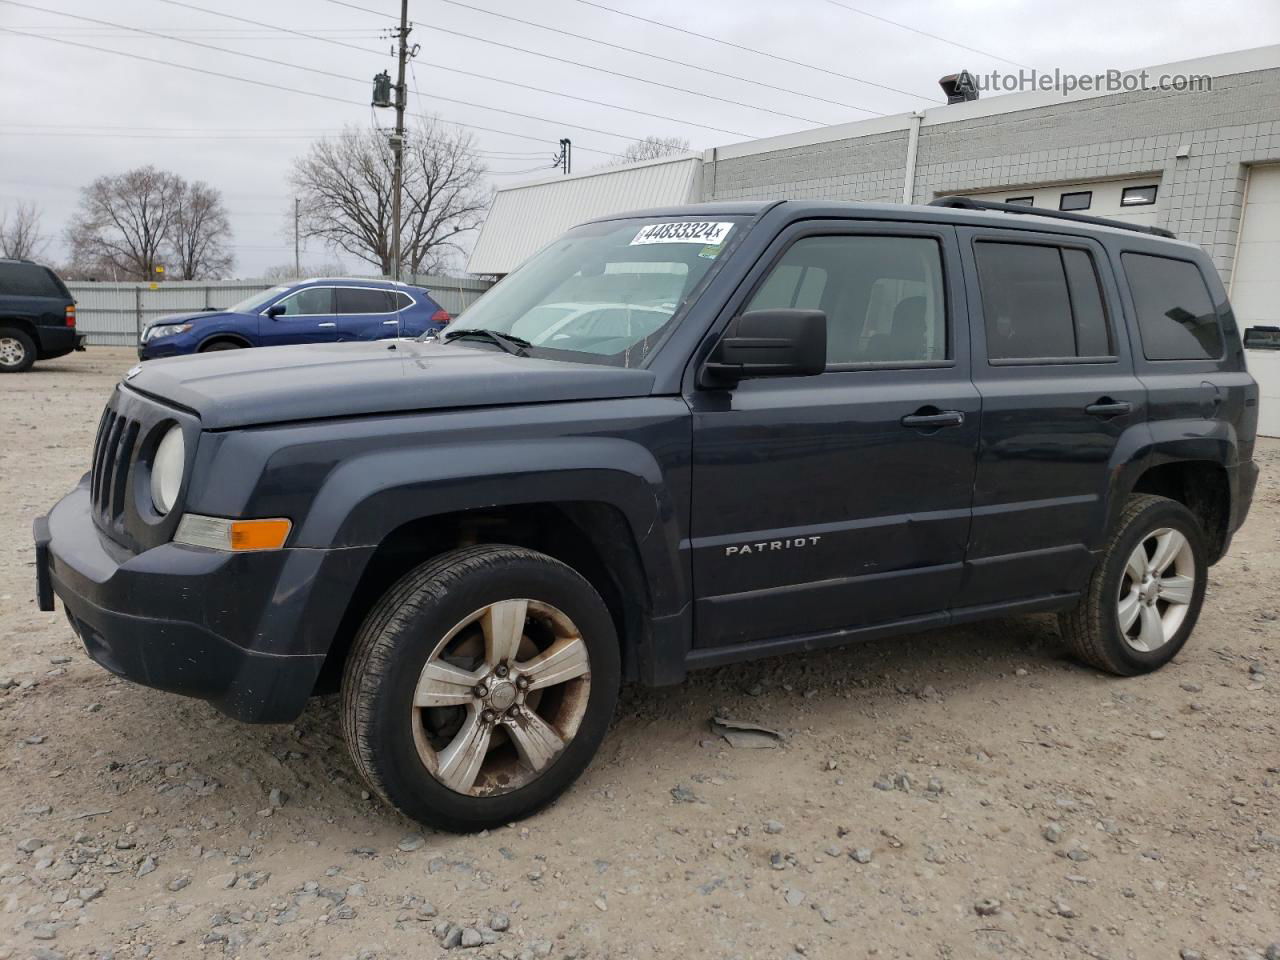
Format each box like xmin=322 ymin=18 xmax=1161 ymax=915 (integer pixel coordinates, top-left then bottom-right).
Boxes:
xmin=0 ymin=328 xmax=36 ymax=372
xmin=1059 ymin=494 xmax=1207 ymax=675
xmin=341 ymin=544 xmax=620 ymax=831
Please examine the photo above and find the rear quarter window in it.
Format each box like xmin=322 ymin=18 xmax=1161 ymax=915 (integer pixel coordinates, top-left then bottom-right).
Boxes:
xmin=0 ymin=262 xmax=66 ymax=298
xmin=1122 ymin=253 xmax=1224 ymax=360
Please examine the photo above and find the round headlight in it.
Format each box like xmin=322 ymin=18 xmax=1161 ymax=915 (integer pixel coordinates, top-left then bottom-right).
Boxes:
xmin=150 ymin=425 xmax=185 ymax=515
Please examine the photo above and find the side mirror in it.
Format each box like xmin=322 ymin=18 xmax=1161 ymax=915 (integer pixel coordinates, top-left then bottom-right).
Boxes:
xmin=701 ymin=309 xmax=827 ymax=385
xmin=264 ymin=303 xmax=286 ymax=319
xmin=1244 ymin=325 xmax=1280 ymax=350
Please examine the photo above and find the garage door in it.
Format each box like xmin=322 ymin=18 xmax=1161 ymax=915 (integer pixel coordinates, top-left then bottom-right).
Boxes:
xmin=964 ymin=175 xmax=1163 ymax=228
xmin=1234 ymin=163 xmax=1280 ymax=437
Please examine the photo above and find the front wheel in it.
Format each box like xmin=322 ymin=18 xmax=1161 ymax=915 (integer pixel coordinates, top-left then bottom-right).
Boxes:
xmin=1059 ymin=494 xmax=1208 ymax=675
xmin=341 ymin=544 xmax=621 ymax=831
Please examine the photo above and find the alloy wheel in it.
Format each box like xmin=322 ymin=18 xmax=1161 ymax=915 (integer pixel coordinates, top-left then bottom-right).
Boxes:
xmin=410 ymin=599 xmax=592 ymax=796
xmin=1117 ymin=527 xmax=1195 ymax=653
xmin=0 ymin=336 xmax=26 ymax=368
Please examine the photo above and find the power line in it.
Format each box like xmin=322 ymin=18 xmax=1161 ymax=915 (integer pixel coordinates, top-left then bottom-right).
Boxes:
xmin=437 ymin=0 xmax=883 ymax=119
xmin=0 ymin=27 xmax=630 ymax=158
xmin=140 ymin=0 xmax=752 ymax=138
xmin=821 ymin=0 xmax=1031 ymax=70
xmin=411 ymin=21 xmax=814 ymax=128
xmin=568 ymin=0 xmax=943 ymax=105
xmin=150 ymin=0 xmax=386 ymax=56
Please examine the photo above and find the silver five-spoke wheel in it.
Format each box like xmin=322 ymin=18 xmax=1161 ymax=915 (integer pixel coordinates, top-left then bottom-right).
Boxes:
xmin=412 ymin=599 xmax=592 ymax=796
xmin=1117 ymin=526 xmax=1195 ymax=653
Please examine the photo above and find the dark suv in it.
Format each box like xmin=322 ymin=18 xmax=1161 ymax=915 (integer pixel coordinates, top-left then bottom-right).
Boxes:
xmin=0 ymin=258 xmax=82 ymax=372
xmin=35 ymin=199 xmax=1259 ymax=831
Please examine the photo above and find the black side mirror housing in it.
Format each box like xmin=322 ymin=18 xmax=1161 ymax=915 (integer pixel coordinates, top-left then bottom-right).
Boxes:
xmin=701 ymin=309 xmax=827 ymax=385
xmin=264 ymin=303 xmax=286 ymax=319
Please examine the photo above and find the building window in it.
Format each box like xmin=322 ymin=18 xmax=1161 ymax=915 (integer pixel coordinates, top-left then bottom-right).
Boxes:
xmin=974 ymin=241 xmax=1114 ymax=361
xmin=1122 ymin=253 xmax=1224 ymax=360
xmin=1059 ymin=191 xmax=1092 ymax=211
xmin=1121 ymin=185 xmax=1158 ymax=206
xmin=1005 ymin=196 xmax=1034 ymax=206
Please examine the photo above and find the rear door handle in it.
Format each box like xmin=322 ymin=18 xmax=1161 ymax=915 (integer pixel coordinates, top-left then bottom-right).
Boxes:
xmin=317 ymin=322 xmax=337 ymax=328
xmin=901 ymin=410 xmax=965 ymax=429
xmin=1084 ymin=399 xmax=1132 ymax=417
xmin=382 ymin=319 xmax=399 ymax=325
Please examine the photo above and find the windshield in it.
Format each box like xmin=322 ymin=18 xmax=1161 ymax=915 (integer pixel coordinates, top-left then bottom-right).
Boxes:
xmin=227 ymin=285 xmax=290 ymax=314
xmin=442 ymin=216 xmax=743 ymax=366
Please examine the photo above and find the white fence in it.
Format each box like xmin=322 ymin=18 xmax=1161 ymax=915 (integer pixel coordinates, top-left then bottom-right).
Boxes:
xmin=67 ymin=275 xmax=495 ymax=346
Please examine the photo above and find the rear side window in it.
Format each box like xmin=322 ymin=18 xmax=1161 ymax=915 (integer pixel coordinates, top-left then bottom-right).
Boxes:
xmin=394 ymin=291 xmax=414 ymax=310
xmin=1122 ymin=253 xmax=1223 ymax=360
xmin=0 ymin=262 xmax=65 ymax=298
xmin=975 ymin=241 xmax=1113 ymax=360
xmin=337 ymin=287 xmax=395 ymax=314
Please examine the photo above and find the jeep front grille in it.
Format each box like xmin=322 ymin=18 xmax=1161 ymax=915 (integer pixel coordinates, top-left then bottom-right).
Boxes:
xmin=90 ymin=406 xmax=140 ymax=528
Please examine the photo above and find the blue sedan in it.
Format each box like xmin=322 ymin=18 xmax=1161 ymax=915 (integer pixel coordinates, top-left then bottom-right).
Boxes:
xmin=138 ymin=277 xmax=451 ymax=360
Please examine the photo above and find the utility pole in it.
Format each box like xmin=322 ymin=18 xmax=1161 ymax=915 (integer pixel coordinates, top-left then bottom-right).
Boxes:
xmin=293 ymin=197 xmax=301 ymax=277
xmin=559 ymin=138 xmax=572 ymax=175
xmin=390 ymin=0 xmax=411 ymax=282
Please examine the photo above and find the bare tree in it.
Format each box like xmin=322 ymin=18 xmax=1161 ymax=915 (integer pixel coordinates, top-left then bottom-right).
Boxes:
xmin=0 ymin=202 xmax=50 ymax=260
xmin=610 ymin=135 xmax=692 ymax=166
xmin=66 ymin=166 xmax=185 ymax=280
xmin=290 ymin=118 xmax=488 ymax=276
xmin=261 ymin=260 xmax=347 ymax=281
xmin=170 ymin=180 xmax=233 ymax=279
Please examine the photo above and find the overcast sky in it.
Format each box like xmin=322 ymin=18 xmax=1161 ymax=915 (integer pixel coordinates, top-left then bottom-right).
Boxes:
xmin=2 ymin=0 xmax=1279 ymax=276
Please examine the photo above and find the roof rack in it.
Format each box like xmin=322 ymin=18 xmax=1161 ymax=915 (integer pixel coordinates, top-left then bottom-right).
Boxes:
xmin=928 ymin=195 xmax=1177 ymax=240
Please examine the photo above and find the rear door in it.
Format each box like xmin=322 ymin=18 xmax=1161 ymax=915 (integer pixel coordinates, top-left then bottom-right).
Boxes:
xmin=687 ymin=220 xmax=981 ymax=647
xmin=258 ymin=286 xmax=340 ymax=346
xmin=958 ymin=227 xmax=1145 ymax=607
xmin=335 ymin=286 xmax=399 ymax=340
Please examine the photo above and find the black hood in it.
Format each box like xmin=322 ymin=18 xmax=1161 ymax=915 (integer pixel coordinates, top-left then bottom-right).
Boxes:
xmin=125 ymin=339 xmax=657 ymax=429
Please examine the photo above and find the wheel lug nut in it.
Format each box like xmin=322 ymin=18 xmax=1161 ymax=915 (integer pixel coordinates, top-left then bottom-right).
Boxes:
xmin=516 ymin=676 xmax=529 ymax=689
xmin=495 ymin=664 xmax=509 ymax=678
xmin=474 ymin=683 xmax=488 ymax=697
xmin=482 ymin=709 xmax=495 ymax=723
xmin=507 ymin=706 xmax=519 ymax=718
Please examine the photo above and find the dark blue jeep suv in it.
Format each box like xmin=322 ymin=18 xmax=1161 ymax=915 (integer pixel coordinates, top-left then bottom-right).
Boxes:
xmin=138 ymin=277 xmax=450 ymax=360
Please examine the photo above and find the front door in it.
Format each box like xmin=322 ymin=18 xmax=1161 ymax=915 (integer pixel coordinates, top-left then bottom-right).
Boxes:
xmin=956 ymin=227 xmax=1146 ymax=606
xmin=258 ymin=286 xmax=340 ymax=346
xmin=687 ymin=221 xmax=980 ymax=648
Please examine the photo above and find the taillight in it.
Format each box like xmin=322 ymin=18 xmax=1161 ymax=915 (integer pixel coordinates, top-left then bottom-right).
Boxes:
xmin=431 ymin=309 xmax=451 ymax=326
xmin=65 ymin=304 xmax=76 ymax=327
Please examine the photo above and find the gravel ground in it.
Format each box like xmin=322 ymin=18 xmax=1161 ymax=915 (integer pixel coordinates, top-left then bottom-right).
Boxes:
xmin=1 ymin=348 xmax=1278 ymax=960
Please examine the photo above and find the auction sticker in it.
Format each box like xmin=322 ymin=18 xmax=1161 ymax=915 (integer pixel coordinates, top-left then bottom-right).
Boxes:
xmin=630 ymin=221 xmax=734 ymax=245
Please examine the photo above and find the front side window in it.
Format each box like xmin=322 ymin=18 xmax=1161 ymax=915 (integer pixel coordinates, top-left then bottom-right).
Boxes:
xmin=1122 ymin=253 xmax=1223 ymax=360
xmin=336 ymin=287 xmax=394 ymax=314
xmin=276 ymin=286 xmax=333 ymax=316
xmin=744 ymin=235 xmax=947 ymax=366
xmin=975 ymin=241 xmax=1114 ymax=361
xmin=443 ymin=217 xmax=741 ymax=366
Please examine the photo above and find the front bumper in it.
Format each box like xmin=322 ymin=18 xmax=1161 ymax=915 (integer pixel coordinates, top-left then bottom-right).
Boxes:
xmin=35 ymin=479 xmax=372 ymax=723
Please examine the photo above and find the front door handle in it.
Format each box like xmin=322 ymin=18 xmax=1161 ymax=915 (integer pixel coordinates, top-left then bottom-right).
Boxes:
xmin=1084 ymin=398 xmax=1131 ymax=418
xmin=901 ymin=409 xmax=965 ymax=429
xmin=317 ymin=322 xmax=337 ymax=329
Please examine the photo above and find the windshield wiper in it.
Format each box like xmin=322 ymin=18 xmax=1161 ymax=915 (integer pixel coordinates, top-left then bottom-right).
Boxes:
xmin=442 ymin=328 xmax=531 ymax=357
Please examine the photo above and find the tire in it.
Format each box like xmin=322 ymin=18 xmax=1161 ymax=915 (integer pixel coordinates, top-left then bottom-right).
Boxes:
xmin=341 ymin=544 xmax=621 ymax=832
xmin=1058 ymin=494 xmax=1208 ymax=676
xmin=199 ymin=340 xmax=243 ymax=352
xmin=0 ymin=327 xmax=36 ymax=373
